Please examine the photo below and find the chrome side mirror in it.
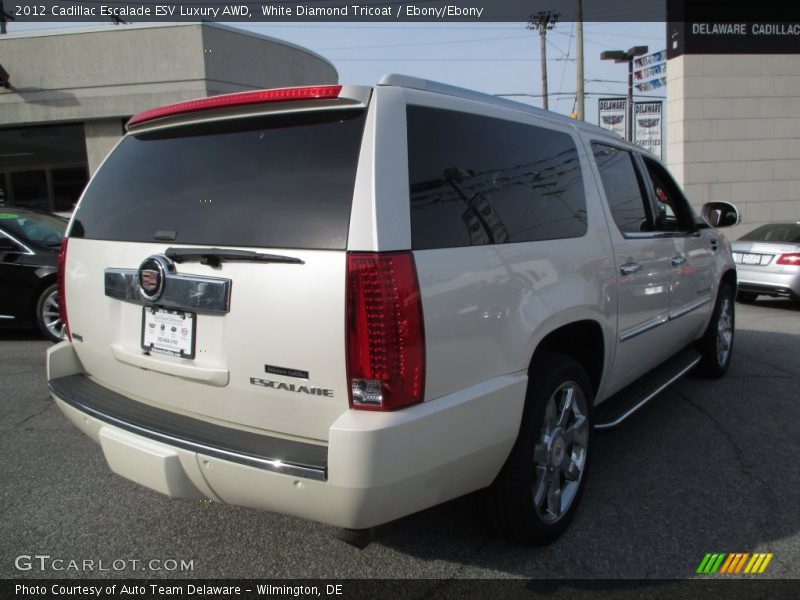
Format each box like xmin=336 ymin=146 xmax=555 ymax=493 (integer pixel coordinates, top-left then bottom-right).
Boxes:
xmin=701 ymin=201 xmax=740 ymax=228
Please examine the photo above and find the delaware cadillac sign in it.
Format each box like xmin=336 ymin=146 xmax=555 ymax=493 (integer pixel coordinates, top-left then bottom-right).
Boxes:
xmin=668 ymin=21 xmax=800 ymax=57
xmin=667 ymin=0 xmax=800 ymax=57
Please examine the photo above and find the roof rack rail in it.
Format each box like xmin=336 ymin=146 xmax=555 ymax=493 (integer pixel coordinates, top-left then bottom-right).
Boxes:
xmin=377 ymin=73 xmax=576 ymax=126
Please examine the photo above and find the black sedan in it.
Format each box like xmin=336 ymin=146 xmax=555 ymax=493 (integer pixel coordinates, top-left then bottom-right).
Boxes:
xmin=0 ymin=209 xmax=68 ymax=341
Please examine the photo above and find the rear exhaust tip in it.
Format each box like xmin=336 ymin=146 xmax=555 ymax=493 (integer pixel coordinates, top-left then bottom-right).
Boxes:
xmin=335 ymin=527 xmax=375 ymax=549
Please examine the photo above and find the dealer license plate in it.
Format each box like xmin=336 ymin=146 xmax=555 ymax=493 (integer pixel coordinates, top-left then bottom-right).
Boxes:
xmin=141 ymin=307 xmax=196 ymax=358
xmin=741 ymin=253 xmax=762 ymax=265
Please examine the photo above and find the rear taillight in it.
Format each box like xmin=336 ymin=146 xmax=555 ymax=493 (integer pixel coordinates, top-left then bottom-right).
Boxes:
xmin=346 ymin=252 xmax=425 ymax=411
xmin=57 ymin=238 xmax=70 ymax=341
xmin=776 ymin=253 xmax=800 ymax=266
xmin=127 ymin=85 xmax=343 ymax=127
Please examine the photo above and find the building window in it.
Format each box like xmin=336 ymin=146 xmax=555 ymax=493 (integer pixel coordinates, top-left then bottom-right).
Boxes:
xmin=0 ymin=123 xmax=89 ymax=213
xmin=10 ymin=171 xmax=49 ymax=212
xmin=52 ymin=167 xmax=89 ymax=212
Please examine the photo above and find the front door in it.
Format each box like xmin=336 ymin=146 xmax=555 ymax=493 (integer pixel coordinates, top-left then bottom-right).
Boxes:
xmin=638 ymin=156 xmax=714 ymax=347
xmin=590 ymin=143 xmax=675 ymax=393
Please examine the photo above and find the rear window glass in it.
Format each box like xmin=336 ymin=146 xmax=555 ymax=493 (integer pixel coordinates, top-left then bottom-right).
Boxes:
xmin=407 ymin=106 xmax=587 ymax=250
xmin=738 ymin=223 xmax=800 ymax=243
xmin=71 ymin=110 xmax=366 ymax=250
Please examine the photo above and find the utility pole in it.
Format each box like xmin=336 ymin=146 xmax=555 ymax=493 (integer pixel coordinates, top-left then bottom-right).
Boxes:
xmin=528 ymin=11 xmax=558 ymax=111
xmin=575 ymin=0 xmax=584 ymax=120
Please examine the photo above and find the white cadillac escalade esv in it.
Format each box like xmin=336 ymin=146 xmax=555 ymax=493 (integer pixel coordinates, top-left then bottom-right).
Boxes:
xmin=47 ymin=75 xmax=739 ymax=544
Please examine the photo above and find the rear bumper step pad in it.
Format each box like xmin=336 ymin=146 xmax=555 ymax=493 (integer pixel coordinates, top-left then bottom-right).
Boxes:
xmin=49 ymin=374 xmax=328 ymax=481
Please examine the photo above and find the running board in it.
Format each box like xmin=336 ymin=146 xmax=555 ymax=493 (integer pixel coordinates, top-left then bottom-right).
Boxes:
xmin=594 ymin=349 xmax=701 ymax=430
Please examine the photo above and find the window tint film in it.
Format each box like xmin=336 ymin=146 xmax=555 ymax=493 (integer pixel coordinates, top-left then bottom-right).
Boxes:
xmin=591 ymin=144 xmax=650 ymax=234
xmin=72 ymin=110 xmax=366 ymax=250
xmin=407 ymin=106 xmax=587 ymax=250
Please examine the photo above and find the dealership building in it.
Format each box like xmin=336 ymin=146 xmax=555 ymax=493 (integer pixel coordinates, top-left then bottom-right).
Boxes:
xmin=666 ymin=22 xmax=800 ymax=238
xmin=0 ymin=23 xmax=337 ymax=212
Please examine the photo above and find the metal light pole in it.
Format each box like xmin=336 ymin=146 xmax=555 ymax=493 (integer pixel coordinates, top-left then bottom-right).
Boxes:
xmin=600 ymin=46 xmax=648 ymax=141
xmin=575 ymin=0 xmax=584 ymax=120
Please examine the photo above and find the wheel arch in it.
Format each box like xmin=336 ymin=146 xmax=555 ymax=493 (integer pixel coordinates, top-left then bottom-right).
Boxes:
xmin=30 ymin=272 xmax=58 ymax=322
xmin=531 ymin=319 xmax=605 ymax=399
xmin=721 ymin=268 xmax=737 ymax=294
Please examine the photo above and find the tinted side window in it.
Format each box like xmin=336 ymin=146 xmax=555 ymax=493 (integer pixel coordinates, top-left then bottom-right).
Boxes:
xmin=0 ymin=231 xmax=25 ymax=253
xmin=0 ymin=212 xmax=66 ymax=246
xmin=641 ymin=157 xmax=695 ymax=232
xmin=72 ymin=110 xmax=366 ymax=250
xmin=591 ymin=143 xmax=650 ymax=234
xmin=407 ymin=106 xmax=587 ymax=250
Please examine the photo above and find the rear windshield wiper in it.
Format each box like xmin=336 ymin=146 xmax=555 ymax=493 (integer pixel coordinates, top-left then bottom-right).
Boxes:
xmin=165 ymin=247 xmax=304 ymax=268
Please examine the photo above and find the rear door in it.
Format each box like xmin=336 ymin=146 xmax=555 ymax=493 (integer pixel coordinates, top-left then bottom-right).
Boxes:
xmin=64 ymin=104 xmax=369 ymax=442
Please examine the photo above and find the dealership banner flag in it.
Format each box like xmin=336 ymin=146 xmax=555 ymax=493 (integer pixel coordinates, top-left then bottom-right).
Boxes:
xmin=635 ymin=77 xmax=667 ymax=92
xmin=634 ymin=50 xmax=667 ymax=69
xmin=634 ymin=101 xmax=663 ymax=160
xmin=634 ymin=63 xmax=667 ymax=81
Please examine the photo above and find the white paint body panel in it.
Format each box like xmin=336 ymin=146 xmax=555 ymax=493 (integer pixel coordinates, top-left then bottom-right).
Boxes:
xmin=64 ymin=238 xmax=348 ymax=442
xmin=52 ymin=343 xmax=526 ymax=529
xmin=48 ymin=78 xmax=736 ymax=530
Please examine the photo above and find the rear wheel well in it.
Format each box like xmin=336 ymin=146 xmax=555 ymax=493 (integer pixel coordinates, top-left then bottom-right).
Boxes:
xmin=721 ymin=269 xmax=736 ymax=295
xmin=533 ymin=320 xmax=604 ymax=396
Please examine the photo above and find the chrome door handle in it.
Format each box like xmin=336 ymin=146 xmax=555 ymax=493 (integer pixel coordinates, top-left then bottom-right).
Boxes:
xmin=620 ymin=262 xmax=642 ymax=275
xmin=671 ymin=255 xmax=687 ymax=267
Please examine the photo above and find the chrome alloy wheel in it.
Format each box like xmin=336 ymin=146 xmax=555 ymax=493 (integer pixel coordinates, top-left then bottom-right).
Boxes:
xmin=532 ymin=381 xmax=589 ymax=524
xmin=42 ymin=288 xmax=67 ymax=341
xmin=715 ymin=294 xmax=733 ymax=368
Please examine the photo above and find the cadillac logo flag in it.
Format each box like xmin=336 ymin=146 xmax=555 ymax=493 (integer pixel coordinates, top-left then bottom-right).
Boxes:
xmin=598 ymin=98 xmax=627 ymax=139
xmin=634 ymin=102 xmax=663 ymax=160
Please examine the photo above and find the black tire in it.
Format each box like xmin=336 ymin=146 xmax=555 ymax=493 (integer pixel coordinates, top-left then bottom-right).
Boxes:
xmin=736 ymin=291 xmax=757 ymax=303
xmin=35 ymin=283 xmax=67 ymax=343
xmin=485 ymin=353 xmax=593 ymax=544
xmin=696 ymin=283 xmax=735 ymax=378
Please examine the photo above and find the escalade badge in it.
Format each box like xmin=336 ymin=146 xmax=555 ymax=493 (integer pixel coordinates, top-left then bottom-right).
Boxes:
xmin=137 ymin=255 xmax=173 ymax=301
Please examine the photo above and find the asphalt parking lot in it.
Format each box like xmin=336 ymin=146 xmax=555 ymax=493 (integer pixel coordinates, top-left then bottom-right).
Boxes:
xmin=1 ymin=300 xmax=798 ymax=581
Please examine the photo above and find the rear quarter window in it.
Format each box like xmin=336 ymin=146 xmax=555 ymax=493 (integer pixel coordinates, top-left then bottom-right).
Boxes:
xmin=739 ymin=223 xmax=800 ymax=243
xmin=71 ymin=110 xmax=366 ymax=250
xmin=407 ymin=106 xmax=587 ymax=250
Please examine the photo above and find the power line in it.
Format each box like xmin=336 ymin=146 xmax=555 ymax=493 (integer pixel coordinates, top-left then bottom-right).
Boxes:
xmin=555 ymin=22 xmax=574 ymax=109
xmin=329 ymin=57 xmax=547 ymax=62
xmin=497 ymin=92 xmax=665 ymax=99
